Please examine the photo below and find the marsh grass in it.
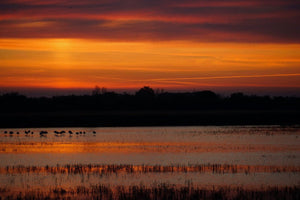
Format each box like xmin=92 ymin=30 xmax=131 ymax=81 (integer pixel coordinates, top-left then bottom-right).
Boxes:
xmin=1 ymin=164 xmax=299 ymax=175
xmin=0 ymin=185 xmax=299 ymax=200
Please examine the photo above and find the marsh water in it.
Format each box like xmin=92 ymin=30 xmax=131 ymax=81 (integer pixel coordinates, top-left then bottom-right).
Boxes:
xmin=0 ymin=126 xmax=299 ymax=199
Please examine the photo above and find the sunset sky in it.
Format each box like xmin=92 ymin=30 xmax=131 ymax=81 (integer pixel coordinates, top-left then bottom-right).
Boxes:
xmin=0 ymin=0 xmax=300 ymax=95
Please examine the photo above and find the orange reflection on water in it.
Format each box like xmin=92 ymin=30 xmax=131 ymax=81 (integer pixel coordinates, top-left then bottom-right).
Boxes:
xmin=0 ymin=141 xmax=299 ymax=153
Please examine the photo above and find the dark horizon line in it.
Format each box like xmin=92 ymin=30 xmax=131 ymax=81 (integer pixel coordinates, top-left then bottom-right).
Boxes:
xmin=1 ymin=86 xmax=300 ymax=97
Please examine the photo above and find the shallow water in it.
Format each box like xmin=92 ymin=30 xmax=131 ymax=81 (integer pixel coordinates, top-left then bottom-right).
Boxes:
xmin=0 ymin=126 xmax=299 ymax=199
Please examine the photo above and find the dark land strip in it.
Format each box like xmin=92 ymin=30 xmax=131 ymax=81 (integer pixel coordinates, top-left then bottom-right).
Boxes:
xmin=1 ymin=110 xmax=299 ymax=128
xmin=1 ymin=88 xmax=299 ymax=128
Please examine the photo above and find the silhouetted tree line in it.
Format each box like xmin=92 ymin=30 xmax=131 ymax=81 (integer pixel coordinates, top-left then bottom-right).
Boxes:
xmin=0 ymin=86 xmax=299 ymax=112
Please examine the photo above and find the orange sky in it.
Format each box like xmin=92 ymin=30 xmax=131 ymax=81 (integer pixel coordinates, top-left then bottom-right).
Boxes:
xmin=0 ymin=0 xmax=300 ymax=93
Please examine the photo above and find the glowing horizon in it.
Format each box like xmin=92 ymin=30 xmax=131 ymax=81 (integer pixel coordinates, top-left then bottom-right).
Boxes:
xmin=0 ymin=0 xmax=300 ymax=92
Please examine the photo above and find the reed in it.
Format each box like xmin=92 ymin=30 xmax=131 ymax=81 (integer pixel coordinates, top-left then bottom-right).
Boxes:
xmin=0 ymin=185 xmax=299 ymax=200
xmin=1 ymin=164 xmax=299 ymax=175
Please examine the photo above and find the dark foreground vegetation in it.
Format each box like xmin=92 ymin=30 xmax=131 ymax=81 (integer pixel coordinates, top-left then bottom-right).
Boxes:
xmin=1 ymin=86 xmax=299 ymax=127
xmin=0 ymin=185 xmax=299 ymax=200
xmin=1 ymin=164 xmax=299 ymax=174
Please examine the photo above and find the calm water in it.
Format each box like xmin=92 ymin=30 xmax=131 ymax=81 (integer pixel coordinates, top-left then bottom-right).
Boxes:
xmin=0 ymin=126 xmax=299 ymax=199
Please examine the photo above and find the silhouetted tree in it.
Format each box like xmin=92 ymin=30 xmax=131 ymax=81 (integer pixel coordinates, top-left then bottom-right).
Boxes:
xmin=194 ymin=90 xmax=218 ymax=99
xmin=92 ymin=86 xmax=107 ymax=96
xmin=230 ymin=92 xmax=244 ymax=99
xmin=135 ymin=86 xmax=155 ymax=97
xmin=92 ymin=86 xmax=101 ymax=96
xmin=155 ymin=88 xmax=165 ymax=95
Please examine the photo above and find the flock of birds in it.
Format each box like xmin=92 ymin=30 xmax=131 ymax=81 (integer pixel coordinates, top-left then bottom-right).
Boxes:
xmin=2 ymin=130 xmax=97 ymax=136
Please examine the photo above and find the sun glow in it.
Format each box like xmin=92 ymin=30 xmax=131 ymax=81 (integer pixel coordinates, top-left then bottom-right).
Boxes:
xmin=0 ymin=39 xmax=300 ymax=89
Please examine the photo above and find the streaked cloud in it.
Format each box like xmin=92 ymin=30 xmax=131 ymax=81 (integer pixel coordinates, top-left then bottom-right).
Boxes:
xmin=0 ymin=0 xmax=299 ymax=42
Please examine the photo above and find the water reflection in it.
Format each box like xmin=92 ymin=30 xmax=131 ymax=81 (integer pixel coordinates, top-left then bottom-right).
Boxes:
xmin=0 ymin=126 xmax=299 ymax=199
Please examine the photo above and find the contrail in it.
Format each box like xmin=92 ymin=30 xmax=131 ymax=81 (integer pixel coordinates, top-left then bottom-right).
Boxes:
xmin=146 ymin=73 xmax=300 ymax=81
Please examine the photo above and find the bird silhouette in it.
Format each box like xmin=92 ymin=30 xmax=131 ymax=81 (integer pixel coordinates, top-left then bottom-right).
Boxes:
xmin=40 ymin=131 xmax=48 ymax=136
